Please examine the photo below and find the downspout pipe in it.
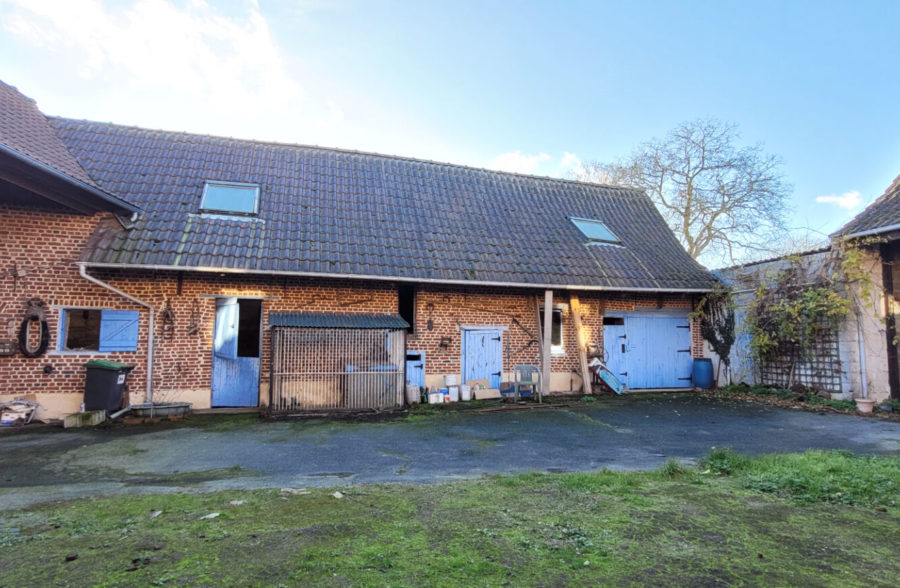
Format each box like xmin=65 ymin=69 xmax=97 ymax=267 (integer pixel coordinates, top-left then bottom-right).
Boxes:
xmin=856 ymin=311 xmax=868 ymax=400
xmin=78 ymin=263 xmax=154 ymax=404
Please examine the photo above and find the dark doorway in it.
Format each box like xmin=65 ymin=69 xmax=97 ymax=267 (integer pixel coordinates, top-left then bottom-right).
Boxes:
xmin=398 ymin=284 xmax=416 ymax=333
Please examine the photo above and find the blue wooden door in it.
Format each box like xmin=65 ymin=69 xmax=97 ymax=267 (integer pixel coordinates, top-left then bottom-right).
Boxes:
xmin=603 ymin=313 xmax=692 ymax=389
xmin=212 ymin=298 xmax=260 ymax=407
xmin=665 ymin=316 xmax=694 ymax=388
xmin=462 ymin=329 xmax=503 ymax=388
xmin=602 ymin=319 xmax=628 ymax=383
xmin=406 ymin=351 xmax=425 ymax=390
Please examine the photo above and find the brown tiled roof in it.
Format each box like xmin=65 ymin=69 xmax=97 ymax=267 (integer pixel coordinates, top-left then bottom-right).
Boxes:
xmin=0 ymin=81 xmax=99 ymax=187
xmin=52 ymin=117 xmax=717 ymax=291
xmin=836 ymin=173 xmax=900 ymax=237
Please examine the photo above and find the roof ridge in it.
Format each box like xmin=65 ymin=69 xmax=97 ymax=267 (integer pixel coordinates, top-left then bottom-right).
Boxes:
xmin=715 ymin=246 xmax=832 ymax=271
xmin=0 ymin=80 xmax=37 ymax=108
xmin=832 ymin=171 xmax=900 ymax=236
xmin=48 ymin=116 xmax=645 ymax=195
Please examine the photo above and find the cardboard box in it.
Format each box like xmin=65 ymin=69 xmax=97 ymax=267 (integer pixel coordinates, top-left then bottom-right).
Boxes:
xmin=475 ymin=388 xmax=502 ymax=400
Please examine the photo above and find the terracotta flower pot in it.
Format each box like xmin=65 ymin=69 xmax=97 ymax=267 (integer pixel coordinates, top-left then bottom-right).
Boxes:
xmin=855 ymin=398 xmax=876 ymax=414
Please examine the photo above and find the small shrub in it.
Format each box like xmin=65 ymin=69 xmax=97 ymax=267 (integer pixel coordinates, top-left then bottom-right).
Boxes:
xmin=774 ymin=388 xmax=798 ymax=400
xmin=805 ymin=395 xmax=856 ymax=411
xmin=659 ymin=459 xmax=689 ymax=478
xmin=750 ymin=385 xmax=774 ymax=396
xmin=699 ymin=447 xmax=751 ymax=476
xmin=879 ymin=399 xmax=900 ymax=412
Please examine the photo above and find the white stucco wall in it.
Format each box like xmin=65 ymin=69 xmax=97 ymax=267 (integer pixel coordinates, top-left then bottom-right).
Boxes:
xmin=712 ymin=248 xmax=893 ymax=403
xmin=842 ymin=249 xmax=891 ymax=402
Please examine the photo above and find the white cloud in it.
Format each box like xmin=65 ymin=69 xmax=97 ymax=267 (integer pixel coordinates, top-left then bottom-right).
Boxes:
xmin=490 ymin=150 xmax=551 ymax=174
xmin=488 ymin=151 xmax=588 ymax=178
xmin=1 ymin=0 xmax=341 ymax=143
xmin=815 ymin=190 xmax=862 ymax=209
xmin=558 ymin=151 xmax=581 ymax=172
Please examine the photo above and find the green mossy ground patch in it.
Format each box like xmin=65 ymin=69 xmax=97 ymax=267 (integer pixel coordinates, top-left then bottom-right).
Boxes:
xmin=1 ymin=450 xmax=898 ymax=586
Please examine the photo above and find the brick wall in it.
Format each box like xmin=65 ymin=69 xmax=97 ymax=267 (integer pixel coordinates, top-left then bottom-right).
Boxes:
xmin=95 ymin=270 xmax=397 ymax=405
xmin=2 ymin=203 xmax=704 ymax=412
xmin=0 ymin=206 xmax=149 ymax=400
xmin=409 ymin=287 xmax=701 ymax=379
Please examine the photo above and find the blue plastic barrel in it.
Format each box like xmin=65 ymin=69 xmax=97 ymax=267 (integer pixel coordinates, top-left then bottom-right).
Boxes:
xmin=692 ymin=358 xmax=714 ymax=389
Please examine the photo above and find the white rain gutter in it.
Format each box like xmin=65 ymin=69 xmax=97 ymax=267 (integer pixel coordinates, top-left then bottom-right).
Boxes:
xmin=842 ymin=223 xmax=900 ymax=240
xmin=78 ymin=263 xmax=154 ymax=403
xmin=82 ymin=262 xmax=714 ymax=293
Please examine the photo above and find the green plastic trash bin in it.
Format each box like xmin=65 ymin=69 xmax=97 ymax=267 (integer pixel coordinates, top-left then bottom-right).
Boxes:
xmin=84 ymin=360 xmax=134 ymax=412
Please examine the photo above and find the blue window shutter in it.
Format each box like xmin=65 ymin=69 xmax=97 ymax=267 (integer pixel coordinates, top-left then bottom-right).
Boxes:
xmin=99 ymin=310 xmax=140 ymax=352
xmin=58 ymin=309 xmax=67 ymax=351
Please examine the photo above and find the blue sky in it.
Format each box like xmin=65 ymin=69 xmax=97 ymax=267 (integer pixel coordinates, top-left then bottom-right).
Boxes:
xmin=2 ymin=0 xmax=898 ymax=261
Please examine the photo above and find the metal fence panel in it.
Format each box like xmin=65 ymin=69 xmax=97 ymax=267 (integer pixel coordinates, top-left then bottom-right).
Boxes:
xmin=270 ymin=327 xmax=406 ymax=413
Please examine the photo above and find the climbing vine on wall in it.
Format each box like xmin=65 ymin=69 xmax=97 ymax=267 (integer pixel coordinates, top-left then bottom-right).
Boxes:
xmin=743 ymin=253 xmax=856 ymax=387
xmin=693 ymin=282 xmax=735 ymax=383
xmin=834 ymin=236 xmax=884 ymax=314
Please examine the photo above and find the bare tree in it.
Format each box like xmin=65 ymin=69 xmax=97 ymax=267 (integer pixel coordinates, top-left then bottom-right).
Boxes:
xmin=575 ymin=119 xmax=791 ymax=265
xmin=738 ymin=227 xmax=830 ymax=265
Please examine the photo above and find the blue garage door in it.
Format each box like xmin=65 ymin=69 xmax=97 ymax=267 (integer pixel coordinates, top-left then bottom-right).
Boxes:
xmin=602 ymin=312 xmax=693 ymax=389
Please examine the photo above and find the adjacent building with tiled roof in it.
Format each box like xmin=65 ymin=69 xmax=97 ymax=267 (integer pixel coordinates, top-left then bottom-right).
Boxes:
xmin=0 ymin=81 xmax=136 ymax=215
xmin=1 ymin=80 xmax=717 ymax=419
xmin=835 ymin=173 xmax=900 ymax=239
xmin=826 ymin=173 xmax=900 ymax=403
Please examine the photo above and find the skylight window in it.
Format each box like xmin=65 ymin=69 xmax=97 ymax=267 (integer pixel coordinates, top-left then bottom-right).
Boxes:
xmin=200 ymin=181 xmax=260 ymax=215
xmin=570 ymin=217 xmax=621 ymax=244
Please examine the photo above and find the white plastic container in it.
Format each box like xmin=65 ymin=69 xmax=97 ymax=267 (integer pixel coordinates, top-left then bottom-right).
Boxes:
xmin=460 ymin=385 xmax=471 ymax=401
xmin=448 ymin=386 xmax=459 ymax=402
xmin=444 ymin=374 xmax=458 ymax=386
xmin=405 ymin=384 xmax=420 ymax=404
xmin=428 ymin=392 xmax=444 ymax=404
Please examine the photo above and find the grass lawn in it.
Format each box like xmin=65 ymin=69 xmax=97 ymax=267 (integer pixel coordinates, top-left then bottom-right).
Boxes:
xmin=1 ymin=450 xmax=898 ymax=587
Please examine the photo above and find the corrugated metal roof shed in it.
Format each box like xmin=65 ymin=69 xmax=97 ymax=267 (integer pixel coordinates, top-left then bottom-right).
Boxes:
xmin=269 ymin=312 xmax=410 ymax=329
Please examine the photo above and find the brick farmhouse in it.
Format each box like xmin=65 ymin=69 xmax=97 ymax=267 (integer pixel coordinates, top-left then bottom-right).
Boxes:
xmin=0 ymin=81 xmax=716 ymax=419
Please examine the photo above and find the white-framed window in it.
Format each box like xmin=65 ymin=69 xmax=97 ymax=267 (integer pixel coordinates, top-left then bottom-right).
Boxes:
xmin=570 ymin=217 xmax=621 ymax=245
xmin=539 ymin=307 xmax=564 ymax=354
xmin=200 ymin=180 xmax=260 ymax=216
xmin=58 ymin=308 xmax=139 ymax=352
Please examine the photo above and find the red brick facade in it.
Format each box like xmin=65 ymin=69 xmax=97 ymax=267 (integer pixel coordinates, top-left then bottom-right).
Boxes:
xmin=1 ymin=204 xmax=705 ymax=414
xmin=409 ymin=287 xmax=701 ymax=377
xmin=0 ymin=206 xmax=149 ymax=398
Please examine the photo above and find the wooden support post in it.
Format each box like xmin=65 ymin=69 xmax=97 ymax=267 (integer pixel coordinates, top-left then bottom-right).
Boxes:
xmin=534 ymin=295 xmax=544 ymax=358
xmin=542 ymin=289 xmax=553 ymax=402
xmin=570 ymin=294 xmax=592 ymax=396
